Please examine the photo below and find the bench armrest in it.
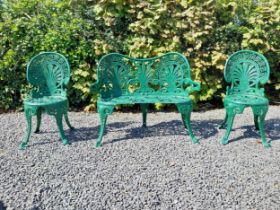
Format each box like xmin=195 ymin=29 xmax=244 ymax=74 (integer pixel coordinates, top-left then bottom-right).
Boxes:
xmin=183 ymin=79 xmax=201 ymax=93
xmin=90 ymin=81 xmax=101 ymax=94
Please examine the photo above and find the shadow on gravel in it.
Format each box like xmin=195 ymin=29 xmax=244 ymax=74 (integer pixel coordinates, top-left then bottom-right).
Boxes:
xmin=267 ymin=119 xmax=280 ymax=142
xmin=67 ymin=122 xmax=133 ymax=143
xmin=223 ymin=118 xmax=280 ymax=144
xmin=28 ymin=118 xmax=280 ymax=146
xmin=110 ymin=119 xmax=221 ymax=144
xmin=0 ymin=201 xmax=6 ymax=210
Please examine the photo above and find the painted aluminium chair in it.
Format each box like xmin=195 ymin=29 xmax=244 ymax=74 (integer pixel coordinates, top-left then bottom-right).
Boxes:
xmin=219 ymin=50 xmax=271 ymax=148
xmin=20 ymin=52 xmax=74 ymax=150
xmin=90 ymin=52 xmax=200 ymax=147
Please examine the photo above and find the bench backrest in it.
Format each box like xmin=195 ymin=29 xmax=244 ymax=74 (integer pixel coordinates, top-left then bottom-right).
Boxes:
xmin=96 ymin=52 xmax=193 ymax=99
xmin=27 ymin=52 xmax=70 ymax=98
xmin=224 ymin=50 xmax=270 ymax=95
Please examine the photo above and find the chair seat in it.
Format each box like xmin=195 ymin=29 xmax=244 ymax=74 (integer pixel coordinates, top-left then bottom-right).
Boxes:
xmin=224 ymin=94 xmax=268 ymax=106
xmin=99 ymin=95 xmax=192 ymax=105
xmin=24 ymin=96 xmax=67 ymax=106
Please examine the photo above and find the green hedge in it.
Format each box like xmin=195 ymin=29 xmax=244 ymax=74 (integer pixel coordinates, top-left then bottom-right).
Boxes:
xmin=0 ymin=0 xmax=279 ymax=111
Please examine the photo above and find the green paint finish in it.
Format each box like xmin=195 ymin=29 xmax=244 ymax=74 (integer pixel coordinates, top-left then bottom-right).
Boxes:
xmin=91 ymin=52 xmax=200 ymax=147
xmin=220 ymin=50 xmax=271 ymax=148
xmin=20 ymin=52 xmax=74 ymax=150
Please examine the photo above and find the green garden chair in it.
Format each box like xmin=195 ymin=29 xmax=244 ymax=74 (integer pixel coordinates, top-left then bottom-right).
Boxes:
xmin=20 ymin=52 xmax=74 ymax=150
xmin=90 ymin=52 xmax=200 ymax=147
xmin=219 ymin=50 xmax=271 ymax=148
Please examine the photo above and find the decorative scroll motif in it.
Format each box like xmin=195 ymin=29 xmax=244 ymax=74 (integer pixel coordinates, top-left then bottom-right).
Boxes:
xmin=157 ymin=54 xmax=190 ymax=94
xmin=225 ymin=50 xmax=270 ymax=95
xmin=27 ymin=52 xmax=70 ymax=97
xmin=133 ymin=60 xmax=155 ymax=94
xmin=97 ymin=54 xmax=130 ymax=98
xmin=96 ymin=52 xmax=192 ymax=99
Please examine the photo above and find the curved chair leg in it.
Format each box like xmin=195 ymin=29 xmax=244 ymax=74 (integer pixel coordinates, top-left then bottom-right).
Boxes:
xmin=64 ymin=111 xmax=74 ymax=130
xmin=176 ymin=103 xmax=199 ymax=144
xmin=221 ymin=113 xmax=236 ymax=145
xmin=55 ymin=109 xmax=69 ymax=145
xmin=220 ymin=105 xmax=242 ymax=145
xmin=252 ymin=105 xmax=270 ymax=148
xmin=34 ymin=109 xmax=42 ymax=133
xmin=96 ymin=105 xmax=114 ymax=148
xmin=20 ymin=108 xmax=32 ymax=150
xmin=140 ymin=104 xmax=148 ymax=127
xmin=219 ymin=113 xmax=228 ymax=129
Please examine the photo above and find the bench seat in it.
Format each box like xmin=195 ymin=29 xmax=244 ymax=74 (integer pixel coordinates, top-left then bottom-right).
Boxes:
xmin=99 ymin=95 xmax=192 ymax=105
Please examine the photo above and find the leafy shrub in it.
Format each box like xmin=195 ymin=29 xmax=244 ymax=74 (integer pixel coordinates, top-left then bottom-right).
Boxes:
xmin=0 ymin=0 xmax=279 ymax=111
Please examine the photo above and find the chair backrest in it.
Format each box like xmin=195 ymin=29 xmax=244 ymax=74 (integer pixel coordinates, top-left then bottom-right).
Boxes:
xmin=27 ymin=52 xmax=70 ymax=97
xmin=224 ymin=50 xmax=270 ymax=95
xmin=96 ymin=52 xmax=193 ymax=99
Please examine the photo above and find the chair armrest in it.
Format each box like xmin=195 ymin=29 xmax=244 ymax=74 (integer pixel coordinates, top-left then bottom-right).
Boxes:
xmin=183 ymin=79 xmax=201 ymax=93
xmin=90 ymin=81 xmax=101 ymax=94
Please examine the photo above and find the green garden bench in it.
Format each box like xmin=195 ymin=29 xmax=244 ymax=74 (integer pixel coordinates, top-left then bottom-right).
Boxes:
xmin=20 ymin=52 xmax=74 ymax=150
xmin=90 ymin=52 xmax=200 ymax=147
xmin=219 ymin=50 xmax=271 ymax=148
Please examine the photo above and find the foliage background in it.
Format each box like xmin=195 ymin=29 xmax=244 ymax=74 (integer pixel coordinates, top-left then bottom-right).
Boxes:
xmin=0 ymin=0 xmax=279 ymax=111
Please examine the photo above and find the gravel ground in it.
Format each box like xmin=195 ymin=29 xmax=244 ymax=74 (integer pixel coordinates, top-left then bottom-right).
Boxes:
xmin=0 ymin=106 xmax=280 ymax=210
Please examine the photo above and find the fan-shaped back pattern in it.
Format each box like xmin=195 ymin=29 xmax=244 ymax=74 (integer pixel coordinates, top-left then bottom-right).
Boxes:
xmin=97 ymin=52 xmax=192 ymax=99
xmin=224 ymin=50 xmax=270 ymax=94
xmin=27 ymin=52 xmax=70 ymax=96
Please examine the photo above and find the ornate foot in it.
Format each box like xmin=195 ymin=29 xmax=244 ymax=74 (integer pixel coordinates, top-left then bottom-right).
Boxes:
xmin=96 ymin=104 xmax=114 ymax=148
xmin=140 ymin=104 xmax=148 ymax=128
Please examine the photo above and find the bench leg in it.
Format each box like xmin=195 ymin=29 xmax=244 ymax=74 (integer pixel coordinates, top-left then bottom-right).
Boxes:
xmin=140 ymin=104 xmax=148 ymax=127
xmin=96 ymin=105 xmax=114 ymax=148
xmin=34 ymin=109 xmax=42 ymax=133
xmin=176 ymin=104 xmax=198 ymax=144
xmin=252 ymin=105 xmax=271 ymax=148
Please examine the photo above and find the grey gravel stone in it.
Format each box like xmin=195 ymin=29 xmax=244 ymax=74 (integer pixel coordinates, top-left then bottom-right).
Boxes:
xmin=0 ymin=106 xmax=280 ymax=210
